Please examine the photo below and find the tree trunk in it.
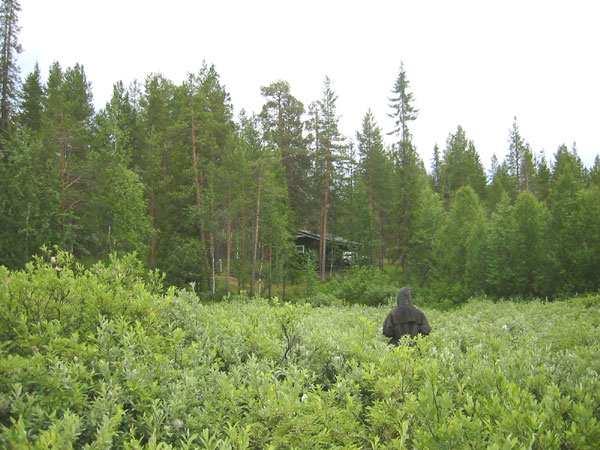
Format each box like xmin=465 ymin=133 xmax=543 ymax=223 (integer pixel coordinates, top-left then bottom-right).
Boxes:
xmin=225 ymin=213 xmax=232 ymax=292
xmin=148 ymin=191 xmax=158 ymax=267
xmin=267 ymin=245 xmax=273 ymax=298
xmin=210 ymin=232 xmax=216 ymax=296
xmin=190 ymin=107 xmax=204 ymax=234
xmin=251 ymin=171 xmax=262 ymax=295
xmin=319 ymin=145 xmax=331 ymax=281
xmin=0 ymin=14 xmax=14 ymax=136
xmin=57 ymin=116 xmax=68 ymax=241
xmin=379 ymin=214 xmax=385 ymax=270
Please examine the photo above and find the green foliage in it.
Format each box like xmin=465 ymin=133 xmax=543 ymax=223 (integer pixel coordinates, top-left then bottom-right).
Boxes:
xmin=434 ymin=186 xmax=486 ymax=301
xmin=3 ymin=41 xmax=600 ymax=307
xmin=407 ymin=185 xmax=444 ymax=286
xmin=321 ymin=266 xmax=398 ymax=306
xmin=1 ymin=258 xmax=600 ymax=448
xmin=485 ymin=192 xmax=554 ymax=298
xmin=440 ymin=126 xmax=487 ymax=203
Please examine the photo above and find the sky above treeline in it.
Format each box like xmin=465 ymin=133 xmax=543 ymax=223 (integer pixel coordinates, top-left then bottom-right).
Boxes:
xmin=19 ymin=0 xmax=600 ymax=169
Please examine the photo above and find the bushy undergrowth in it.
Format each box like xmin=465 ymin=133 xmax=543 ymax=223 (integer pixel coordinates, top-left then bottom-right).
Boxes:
xmin=317 ymin=267 xmax=399 ymax=306
xmin=1 ymin=254 xmax=600 ymax=448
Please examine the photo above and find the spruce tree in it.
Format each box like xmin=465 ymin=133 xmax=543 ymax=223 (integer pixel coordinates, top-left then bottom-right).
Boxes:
xmin=507 ymin=116 xmax=524 ymax=187
xmin=485 ymin=194 xmax=516 ymax=296
xmin=534 ymin=151 xmax=551 ymax=202
xmin=431 ymin=144 xmax=441 ymax=193
xmin=387 ymin=63 xmax=426 ymax=268
xmin=356 ymin=110 xmax=393 ymax=268
xmin=0 ymin=0 xmax=20 ymax=141
xmin=435 ymin=185 xmax=486 ymax=301
xmin=408 ymin=184 xmax=444 ymax=285
xmin=569 ymin=187 xmax=600 ymax=292
xmin=589 ymin=155 xmax=600 ymax=188
xmin=511 ymin=192 xmax=554 ymax=296
xmin=388 ymin=61 xmax=417 ymax=148
xmin=440 ymin=126 xmax=487 ymax=203
xmin=19 ymin=63 xmax=44 ymax=133
xmin=548 ymin=144 xmax=586 ymax=292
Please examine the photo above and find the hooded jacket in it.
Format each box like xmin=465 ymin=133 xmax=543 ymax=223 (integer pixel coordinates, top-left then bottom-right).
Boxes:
xmin=382 ymin=287 xmax=431 ymax=343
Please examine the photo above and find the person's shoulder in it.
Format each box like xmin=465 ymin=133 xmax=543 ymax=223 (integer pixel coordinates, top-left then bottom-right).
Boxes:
xmin=395 ymin=304 xmax=416 ymax=313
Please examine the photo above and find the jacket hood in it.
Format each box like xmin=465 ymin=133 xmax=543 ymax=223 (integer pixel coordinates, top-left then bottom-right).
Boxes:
xmin=397 ymin=287 xmax=412 ymax=306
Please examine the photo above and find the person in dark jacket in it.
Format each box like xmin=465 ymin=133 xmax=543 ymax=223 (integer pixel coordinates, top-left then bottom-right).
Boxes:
xmin=382 ymin=287 xmax=431 ymax=345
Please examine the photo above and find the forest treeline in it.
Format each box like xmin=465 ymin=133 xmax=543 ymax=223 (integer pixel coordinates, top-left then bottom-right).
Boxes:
xmin=0 ymin=1 xmax=599 ymax=300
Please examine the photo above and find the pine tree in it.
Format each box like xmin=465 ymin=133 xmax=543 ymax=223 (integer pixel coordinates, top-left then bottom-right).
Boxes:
xmin=519 ymin=144 xmax=535 ymax=192
xmin=259 ymin=80 xmax=306 ymax=224
xmin=306 ymin=77 xmax=344 ymax=280
xmin=137 ymin=74 xmax=174 ymax=270
xmin=0 ymin=0 xmax=21 ymax=141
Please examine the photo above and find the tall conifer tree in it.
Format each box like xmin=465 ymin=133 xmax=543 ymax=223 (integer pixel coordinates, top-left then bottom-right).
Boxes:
xmin=0 ymin=0 xmax=20 ymax=141
xmin=306 ymin=77 xmax=343 ymax=280
xmin=20 ymin=63 xmax=44 ymax=133
xmin=259 ymin=80 xmax=306 ymax=223
xmin=388 ymin=61 xmax=417 ymax=148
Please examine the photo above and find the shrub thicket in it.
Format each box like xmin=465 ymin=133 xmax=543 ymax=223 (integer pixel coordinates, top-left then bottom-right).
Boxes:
xmin=1 ymin=254 xmax=600 ymax=448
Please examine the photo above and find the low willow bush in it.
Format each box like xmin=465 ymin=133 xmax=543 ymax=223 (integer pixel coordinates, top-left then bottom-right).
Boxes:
xmin=320 ymin=267 xmax=399 ymax=306
xmin=1 ymin=254 xmax=600 ymax=448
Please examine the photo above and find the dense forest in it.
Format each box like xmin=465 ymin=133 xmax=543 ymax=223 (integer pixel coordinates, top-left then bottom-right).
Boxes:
xmin=1 ymin=1 xmax=599 ymax=301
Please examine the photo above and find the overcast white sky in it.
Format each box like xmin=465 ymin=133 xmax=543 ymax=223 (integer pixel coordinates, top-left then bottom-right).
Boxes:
xmin=19 ymin=0 xmax=600 ymax=170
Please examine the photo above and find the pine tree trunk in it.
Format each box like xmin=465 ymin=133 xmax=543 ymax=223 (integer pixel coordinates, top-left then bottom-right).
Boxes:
xmin=58 ymin=117 xmax=68 ymax=240
xmin=210 ymin=232 xmax=216 ymax=296
xmin=148 ymin=191 xmax=158 ymax=267
xmin=267 ymin=245 xmax=273 ymax=298
xmin=379 ymin=215 xmax=385 ymax=270
xmin=190 ymin=111 xmax=203 ymax=228
xmin=251 ymin=172 xmax=262 ymax=295
xmin=319 ymin=153 xmax=330 ymax=281
xmin=225 ymin=214 xmax=232 ymax=292
xmin=190 ymin=104 xmax=209 ymax=285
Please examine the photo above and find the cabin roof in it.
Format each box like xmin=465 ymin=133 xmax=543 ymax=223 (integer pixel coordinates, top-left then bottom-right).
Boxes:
xmin=295 ymin=229 xmax=359 ymax=247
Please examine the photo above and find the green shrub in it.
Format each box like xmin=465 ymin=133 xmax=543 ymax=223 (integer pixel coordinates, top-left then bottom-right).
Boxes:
xmin=301 ymin=292 xmax=343 ymax=307
xmin=1 ymin=253 xmax=600 ymax=448
xmin=322 ymin=266 xmax=399 ymax=305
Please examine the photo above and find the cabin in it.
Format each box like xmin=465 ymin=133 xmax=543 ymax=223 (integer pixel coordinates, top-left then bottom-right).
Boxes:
xmin=295 ymin=229 xmax=359 ymax=272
